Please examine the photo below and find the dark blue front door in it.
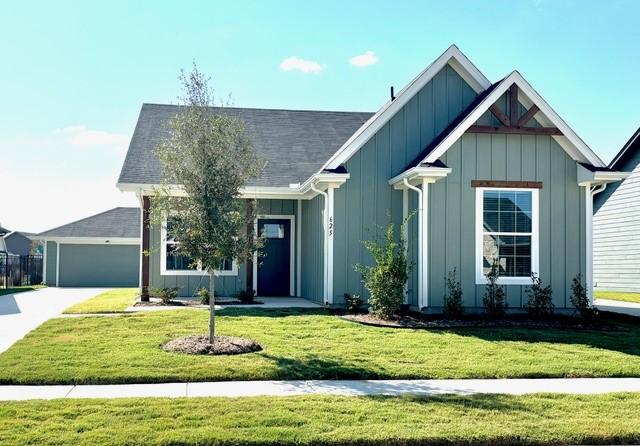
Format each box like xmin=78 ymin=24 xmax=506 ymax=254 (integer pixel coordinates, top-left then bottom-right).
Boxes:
xmin=257 ymin=219 xmax=291 ymax=296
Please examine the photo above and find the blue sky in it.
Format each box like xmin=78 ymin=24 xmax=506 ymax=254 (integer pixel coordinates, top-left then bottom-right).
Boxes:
xmin=1 ymin=0 xmax=639 ymax=232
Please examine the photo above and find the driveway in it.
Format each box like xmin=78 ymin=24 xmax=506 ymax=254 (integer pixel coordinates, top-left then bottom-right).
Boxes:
xmin=595 ymin=298 xmax=640 ymax=317
xmin=0 ymin=287 xmax=108 ymax=353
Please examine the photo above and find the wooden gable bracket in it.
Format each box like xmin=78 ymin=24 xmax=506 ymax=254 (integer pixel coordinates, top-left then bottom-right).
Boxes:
xmin=469 ymin=84 xmax=562 ymax=136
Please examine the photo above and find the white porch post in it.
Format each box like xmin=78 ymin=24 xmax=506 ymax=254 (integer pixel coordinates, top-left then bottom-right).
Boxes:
xmin=326 ymin=186 xmax=335 ymax=304
xmin=296 ymin=199 xmax=302 ymax=297
xmin=421 ymin=178 xmax=429 ymax=309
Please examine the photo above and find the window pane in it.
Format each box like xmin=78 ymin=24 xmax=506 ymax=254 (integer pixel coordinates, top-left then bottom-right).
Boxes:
xmin=515 ymin=236 xmax=531 ymax=257
xmin=515 ymin=192 xmax=531 ymax=212
xmin=483 ymin=211 xmax=499 ymax=232
xmin=262 ymin=223 xmax=284 ymax=239
xmin=166 ymin=244 xmax=197 ymax=271
xmin=482 ymin=234 xmax=499 ymax=275
xmin=484 ymin=191 xmax=500 ymax=211
xmin=499 ymin=212 xmax=515 ymax=232
xmin=219 ymin=258 xmax=233 ymax=271
xmin=514 ymin=256 xmax=531 ymax=276
xmin=499 ymin=191 xmax=516 ymax=212
xmin=515 ymin=209 xmax=532 ymax=232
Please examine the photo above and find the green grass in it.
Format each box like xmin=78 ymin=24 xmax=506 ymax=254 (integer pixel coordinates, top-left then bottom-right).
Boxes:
xmin=1 ymin=308 xmax=640 ymax=384
xmin=1 ymin=393 xmax=640 ymax=445
xmin=0 ymin=285 xmax=45 ymax=296
xmin=596 ymin=290 xmax=640 ymax=304
xmin=63 ymin=288 xmax=138 ymax=314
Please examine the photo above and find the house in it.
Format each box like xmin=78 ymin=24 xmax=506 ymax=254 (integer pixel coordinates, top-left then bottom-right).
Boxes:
xmin=3 ymin=231 xmax=40 ymax=256
xmin=34 ymin=208 xmax=140 ymax=287
xmin=117 ymin=45 xmax=627 ymax=310
xmin=594 ymin=127 xmax=640 ymax=293
xmin=0 ymin=224 xmax=8 ymax=253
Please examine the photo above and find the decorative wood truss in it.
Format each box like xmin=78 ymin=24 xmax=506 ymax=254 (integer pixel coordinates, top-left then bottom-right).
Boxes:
xmin=467 ymin=84 xmax=563 ymax=136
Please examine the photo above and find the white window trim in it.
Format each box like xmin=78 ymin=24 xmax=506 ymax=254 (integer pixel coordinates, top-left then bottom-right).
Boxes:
xmin=159 ymin=216 xmax=238 ymax=277
xmin=475 ymin=187 xmax=539 ymax=286
xmin=252 ymin=214 xmax=296 ymax=297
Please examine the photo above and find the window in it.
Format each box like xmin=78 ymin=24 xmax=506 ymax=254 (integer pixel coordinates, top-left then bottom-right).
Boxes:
xmin=160 ymin=216 xmax=237 ymax=276
xmin=262 ymin=223 xmax=285 ymax=239
xmin=475 ymin=188 xmax=538 ymax=285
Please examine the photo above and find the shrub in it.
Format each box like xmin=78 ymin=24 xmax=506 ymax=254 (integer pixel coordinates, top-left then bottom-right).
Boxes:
xmin=443 ymin=268 xmax=463 ymax=318
xmin=483 ymin=260 xmax=507 ymax=318
xmin=355 ymin=221 xmax=411 ymax=319
xmin=197 ymin=287 xmax=210 ymax=305
xmin=524 ymin=273 xmax=554 ymax=318
xmin=237 ymin=289 xmax=256 ymax=304
xmin=570 ymin=274 xmax=597 ymax=320
xmin=344 ymin=293 xmax=364 ymax=314
xmin=150 ymin=287 xmax=179 ymax=305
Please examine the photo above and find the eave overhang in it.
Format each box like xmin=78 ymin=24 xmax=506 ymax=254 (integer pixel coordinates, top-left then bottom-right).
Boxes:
xmin=388 ymin=165 xmax=452 ymax=189
xmin=577 ymin=164 xmax=630 ymax=186
xmin=116 ymin=171 xmax=350 ymax=200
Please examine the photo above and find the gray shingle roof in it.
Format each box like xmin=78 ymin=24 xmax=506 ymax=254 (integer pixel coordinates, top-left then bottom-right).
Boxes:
xmin=118 ymin=104 xmax=373 ymax=187
xmin=36 ymin=207 xmax=140 ymax=239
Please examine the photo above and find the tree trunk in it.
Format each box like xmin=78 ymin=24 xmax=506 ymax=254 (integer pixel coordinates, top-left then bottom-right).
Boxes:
xmin=209 ymin=269 xmax=216 ymax=344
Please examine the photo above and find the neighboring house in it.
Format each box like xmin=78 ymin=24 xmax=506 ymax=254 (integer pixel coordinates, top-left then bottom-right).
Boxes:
xmin=115 ymin=45 xmax=627 ymax=310
xmin=3 ymin=231 xmax=40 ymax=256
xmin=594 ymin=127 xmax=640 ymax=293
xmin=0 ymin=224 xmax=8 ymax=253
xmin=34 ymin=208 xmax=140 ymax=287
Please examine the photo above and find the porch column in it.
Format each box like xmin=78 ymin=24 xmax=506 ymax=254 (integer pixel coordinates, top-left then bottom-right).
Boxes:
xmin=140 ymin=195 xmax=150 ymax=301
xmin=326 ymin=186 xmax=335 ymax=304
xmin=296 ymin=199 xmax=302 ymax=297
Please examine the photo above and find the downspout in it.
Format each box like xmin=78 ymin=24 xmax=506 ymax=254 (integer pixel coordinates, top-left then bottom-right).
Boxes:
xmin=310 ymin=183 xmax=329 ymax=304
xmin=403 ymin=178 xmax=423 ymax=309
xmin=587 ymin=183 xmax=607 ymax=306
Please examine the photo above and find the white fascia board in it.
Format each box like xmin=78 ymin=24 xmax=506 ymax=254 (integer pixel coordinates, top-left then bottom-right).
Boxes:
xmin=424 ymin=71 xmax=606 ymax=167
xmin=577 ymin=164 xmax=631 ymax=186
xmin=388 ymin=166 xmax=452 ymax=189
xmin=119 ymin=174 xmax=350 ymax=201
xmin=322 ymin=45 xmax=492 ymax=171
xmin=37 ymin=237 xmax=140 ymax=245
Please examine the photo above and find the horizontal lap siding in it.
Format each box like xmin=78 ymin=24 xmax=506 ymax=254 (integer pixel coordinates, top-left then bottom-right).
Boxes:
xmin=429 ymin=133 xmax=585 ymax=310
xmin=594 ymin=149 xmax=640 ymax=292
xmin=332 ymin=65 xmax=477 ymax=306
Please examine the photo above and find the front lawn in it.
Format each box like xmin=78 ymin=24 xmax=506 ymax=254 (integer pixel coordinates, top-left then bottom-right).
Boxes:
xmin=596 ymin=290 xmax=640 ymax=304
xmin=63 ymin=288 xmax=138 ymax=314
xmin=0 ymin=285 xmax=45 ymax=297
xmin=1 ymin=393 xmax=639 ymax=445
xmin=0 ymin=308 xmax=639 ymax=384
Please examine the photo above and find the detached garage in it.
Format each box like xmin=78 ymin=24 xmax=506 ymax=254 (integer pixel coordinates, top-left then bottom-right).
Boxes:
xmin=35 ymin=207 xmax=140 ymax=287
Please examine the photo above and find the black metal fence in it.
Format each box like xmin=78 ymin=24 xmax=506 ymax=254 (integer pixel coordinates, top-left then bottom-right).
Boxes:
xmin=0 ymin=253 xmax=43 ymax=288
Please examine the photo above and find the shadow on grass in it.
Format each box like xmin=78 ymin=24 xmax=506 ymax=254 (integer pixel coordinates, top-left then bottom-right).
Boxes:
xmin=260 ymin=353 xmax=377 ymax=380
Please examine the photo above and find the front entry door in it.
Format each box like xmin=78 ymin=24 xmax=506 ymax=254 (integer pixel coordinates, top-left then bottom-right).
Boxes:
xmin=257 ymin=219 xmax=291 ymax=296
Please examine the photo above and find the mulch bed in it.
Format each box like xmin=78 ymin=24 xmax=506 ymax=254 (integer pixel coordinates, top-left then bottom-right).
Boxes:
xmin=162 ymin=335 xmax=262 ymax=355
xmin=341 ymin=313 xmax=625 ymax=331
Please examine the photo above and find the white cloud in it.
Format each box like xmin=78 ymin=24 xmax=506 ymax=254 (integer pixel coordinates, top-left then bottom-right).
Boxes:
xmin=349 ymin=51 xmax=379 ymax=67
xmin=55 ymin=125 xmax=130 ymax=153
xmin=279 ymin=56 xmax=324 ymax=74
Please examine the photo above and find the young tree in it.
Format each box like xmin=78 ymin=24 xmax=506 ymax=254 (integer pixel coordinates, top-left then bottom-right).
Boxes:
xmin=151 ymin=64 xmax=264 ymax=344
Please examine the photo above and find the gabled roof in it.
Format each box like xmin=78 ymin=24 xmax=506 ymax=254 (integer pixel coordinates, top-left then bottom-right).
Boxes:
xmin=36 ymin=207 xmax=140 ymax=240
xmin=322 ymin=45 xmax=492 ymax=170
xmin=117 ymin=104 xmax=373 ymax=189
xmin=414 ymin=71 xmax=606 ymax=168
xmin=609 ymin=126 xmax=640 ymax=169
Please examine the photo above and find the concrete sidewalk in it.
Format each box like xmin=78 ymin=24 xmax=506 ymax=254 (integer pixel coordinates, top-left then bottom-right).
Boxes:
xmin=2 ymin=378 xmax=640 ymax=401
xmin=595 ymin=298 xmax=640 ymax=317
